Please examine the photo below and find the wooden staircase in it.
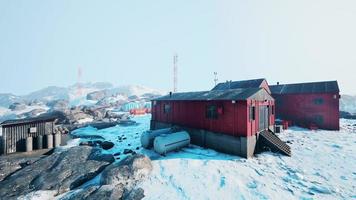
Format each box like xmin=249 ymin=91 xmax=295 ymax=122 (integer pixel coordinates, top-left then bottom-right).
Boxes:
xmin=258 ymin=130 xmax=291 ymax=156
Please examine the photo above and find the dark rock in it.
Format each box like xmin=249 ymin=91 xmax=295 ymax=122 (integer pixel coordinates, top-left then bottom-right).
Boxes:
xmin=123 ymin=188 xmax=145 ymax=200
xmin=8 ymin=102 xmax=26 ymax=111
xmin=0 ymin=146 xmax=114 ymax=198
xmin=340 ymin=111 xmax=356 ymax=119
xmin=113 ymin=152 xmax=121 ymax=156
xmin=101 ymin=141 xmax=115 ymax=150
xmin=123 ymin=149 xmax=134 ymax=154
xmin=0 ymin=156 xmax=44 ymax=182
xmin=72 ymin=134 xmax=105 ymax=140
xmin=136 ymin=147 xmax=140 ymax=150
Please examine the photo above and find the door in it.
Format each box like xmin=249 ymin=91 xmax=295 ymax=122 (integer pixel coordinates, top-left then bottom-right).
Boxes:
xmin=259 ymin=106 xmax=269 ymax=132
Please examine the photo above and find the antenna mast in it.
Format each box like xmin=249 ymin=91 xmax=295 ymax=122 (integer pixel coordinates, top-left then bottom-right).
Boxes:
xmin=173 ymin=53 xmax=178 ymax=92
xmin=214 ymin=72 xmax=218 ymax=86
xmin=77 ymin=66 xmax=83 ymax=96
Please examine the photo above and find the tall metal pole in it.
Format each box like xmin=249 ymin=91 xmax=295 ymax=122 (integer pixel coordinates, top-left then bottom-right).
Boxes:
xmin=214 ymin=72 xmax=218 ymax=86
xmin=173 ymin=54 xmax=178 ymax=92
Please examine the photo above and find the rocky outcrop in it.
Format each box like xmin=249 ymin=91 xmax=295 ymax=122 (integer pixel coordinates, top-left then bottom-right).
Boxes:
xmin=24 ymin=108 xmax=47 ymax=118
xmin=63 ymin=154 xmax=152 ymax=200
xmin=0 ymin=146 xmax=114 ymax=198
xmin=0 ymin=156 xmax=45 ymax=182
xmin=8 ymin=102 xmax=26 ymax=111
xmin=87 ymin=90 xmax=107 ymax=101
xmin=100 ymin=154 xmax=152 ymax=187
xmin=47 ymin=99 xmax=69 ymax=111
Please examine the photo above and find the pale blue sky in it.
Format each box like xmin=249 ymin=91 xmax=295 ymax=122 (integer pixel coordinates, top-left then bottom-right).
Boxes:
xmin=0 ymin=0 xmax=355 ymax=95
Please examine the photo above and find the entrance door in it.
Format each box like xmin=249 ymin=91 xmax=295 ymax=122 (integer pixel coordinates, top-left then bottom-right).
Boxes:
xmin=259 ymin=106 xmax=269 ymax=132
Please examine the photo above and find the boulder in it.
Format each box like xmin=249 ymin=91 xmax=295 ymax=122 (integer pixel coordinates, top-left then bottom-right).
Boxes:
xmin=60 ymin=154 xmax=151 ymax=200
xmin=100 ymin=154 xmax=152 ymax=188
xmin=0 ymin=146 xmax=114 ymax=198
xmin=101 ymin=141 xmax=115 ymax=150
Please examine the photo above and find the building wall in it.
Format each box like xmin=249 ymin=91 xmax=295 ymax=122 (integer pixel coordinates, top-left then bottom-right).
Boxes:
xmin=151 ymin=121 xmax=258 ymax=158
xmin=273 ymin=93 xmax=339 ymax=130
xmin=152 ymin=100 xmax=275 ymax=137
xmin=1 ymin=121 xmax=54 ymax=155
xmin=260 ymin=80 xmax=271 ymax=94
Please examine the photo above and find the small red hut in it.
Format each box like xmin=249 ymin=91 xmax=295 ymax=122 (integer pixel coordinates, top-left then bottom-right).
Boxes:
xmin=151 ymin=88 xmax=275 ymax=158
xmin=270 ymin=81 xmax=340 ymax=130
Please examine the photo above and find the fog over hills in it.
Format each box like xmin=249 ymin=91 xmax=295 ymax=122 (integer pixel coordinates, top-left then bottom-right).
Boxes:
xmin=0 ymin=82 xmax=165 ymax=108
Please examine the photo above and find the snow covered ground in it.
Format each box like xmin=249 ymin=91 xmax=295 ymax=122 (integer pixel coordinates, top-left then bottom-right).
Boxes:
xmin=17 ymin=115 xmax=356 ymax=199
xmin=68 ymin=115 xmax=356 ymax=200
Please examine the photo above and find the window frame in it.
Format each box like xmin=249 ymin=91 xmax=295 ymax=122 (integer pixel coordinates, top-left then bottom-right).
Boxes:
xmin=163 ymin=103 xmax=171 ymax=114
xmin=249 ymin=106 xmax=256 ymax=121
xmin=206 ymin=104 xmax=218 ymax=119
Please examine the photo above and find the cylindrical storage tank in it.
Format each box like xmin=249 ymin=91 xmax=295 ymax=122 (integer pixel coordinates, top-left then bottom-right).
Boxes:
xmin=46 ymin=134 xmax=53 ymax=149
xmin=54 ymin=133 xmax=61 ymax=147
xmin=141 ymin=128 xmax=172 ymax=148
xmin=26 ymin=137 xmax=33 ymax=152
xmin=154 ymin=131 xmax=190 ymax=155
xmin=36 ymin=135 xmax=43 ymax=150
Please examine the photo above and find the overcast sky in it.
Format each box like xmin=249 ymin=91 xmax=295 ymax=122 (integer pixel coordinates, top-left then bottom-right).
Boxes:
xmin=0 ymin=0 xmax=355 ymax=95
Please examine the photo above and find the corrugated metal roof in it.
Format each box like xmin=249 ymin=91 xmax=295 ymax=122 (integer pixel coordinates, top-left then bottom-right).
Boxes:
xmin=212 ymin=78 xmax=266 ymax=90
xmin=154 ymin=88 xmax=269 ymax=101
xmin=0 ymin=116 xmax=56 ymax=127
xmin=270 ymin=81 xmax=339 ymax=94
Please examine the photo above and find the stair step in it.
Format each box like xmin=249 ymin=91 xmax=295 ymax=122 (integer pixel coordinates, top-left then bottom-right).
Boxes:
xmin=259 ymin=130 xmax=292 ymax=157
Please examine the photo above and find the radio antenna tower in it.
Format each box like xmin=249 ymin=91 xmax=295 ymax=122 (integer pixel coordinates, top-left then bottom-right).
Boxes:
xmin=173 ymin=53 xmax=178 ymax=92
xmin=77 ymin=66 xmax=83 ymax=97
xmin=214 ymin=72 xmax=218 ymax=86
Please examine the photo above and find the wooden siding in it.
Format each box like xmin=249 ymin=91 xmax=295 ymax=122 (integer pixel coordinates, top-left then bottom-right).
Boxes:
xmin=273 ymin=93 xmax=339 ymax=130
xmin=152 ymin=100 xmax=275 ymax=137
xmin=1 ymin=121 xmax=54 ymax=154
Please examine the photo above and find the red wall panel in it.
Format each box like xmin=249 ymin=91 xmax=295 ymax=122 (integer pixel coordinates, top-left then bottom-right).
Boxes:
xmin=273 ymin=93 xmax=339 ymax=130
xmin=152 ymin=99 xmax=275 ymax=137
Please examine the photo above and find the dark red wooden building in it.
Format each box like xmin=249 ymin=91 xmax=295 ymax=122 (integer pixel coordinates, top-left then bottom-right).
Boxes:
xmin=270 ymin=81 xmax=340 ymax=130
xmin=151 ymin=87 xmax=275 ymax=158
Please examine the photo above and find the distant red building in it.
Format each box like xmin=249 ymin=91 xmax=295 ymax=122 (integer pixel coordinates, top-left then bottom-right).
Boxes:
xmin=151 ymin=87 xmax=275 ymax=158
xmin=212 ymin=78 xmax=271 ymax=93
xmin=270 ymin=81 xmax=340 ymax=130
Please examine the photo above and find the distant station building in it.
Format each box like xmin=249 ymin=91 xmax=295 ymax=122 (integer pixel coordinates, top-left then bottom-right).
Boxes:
xmin=150 ymin=88 xmax=275 ymax=158
xmin=212 ymin=78 xmax=271 ymax=93
xmin=270 ymin=81 xmax=340 ymax=130
xmin=0 ymin=116 xmax=57 ymax=155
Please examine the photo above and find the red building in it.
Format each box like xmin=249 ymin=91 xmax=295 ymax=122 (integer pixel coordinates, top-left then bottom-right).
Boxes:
xmin=270 ymin=81 xmax=340 ymax=130
xmin=151 ymin=87 xmax=275 ymax=158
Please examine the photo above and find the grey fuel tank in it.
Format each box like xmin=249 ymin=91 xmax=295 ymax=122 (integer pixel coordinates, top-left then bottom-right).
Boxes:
xmin=153 ymin=131 xmax=190 ymax=155
xmin=141 ymin=128 xmax=172 ymax=148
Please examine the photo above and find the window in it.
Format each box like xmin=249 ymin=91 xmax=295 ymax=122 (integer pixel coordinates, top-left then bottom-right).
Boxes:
xmin=206 ymin=105 xmax=218 ymax=119
xmin=313 ymin=115 xmax=324 ymax=125
xmin=272 ymin=105 xmax=275 ymax=115
xmin=313 ymin=98 xmax=324 ymax=105
xmin=163 ymin=104 xmax=171 ymax=113
xmin=249 ymin=106 xmax=255 ymax=121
